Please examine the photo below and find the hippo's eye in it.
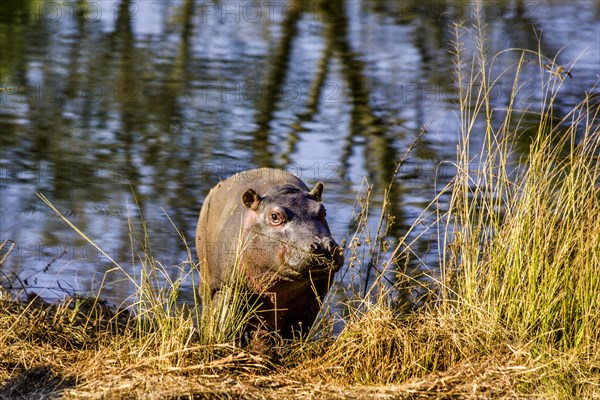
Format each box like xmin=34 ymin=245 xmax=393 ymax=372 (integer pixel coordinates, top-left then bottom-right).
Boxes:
xmin=269 ymin=210 xmax=284 ymax=226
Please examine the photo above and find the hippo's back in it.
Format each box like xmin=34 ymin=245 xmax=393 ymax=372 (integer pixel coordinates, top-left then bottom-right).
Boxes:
xmin=196 ymin=168 xmax=309 ymax=298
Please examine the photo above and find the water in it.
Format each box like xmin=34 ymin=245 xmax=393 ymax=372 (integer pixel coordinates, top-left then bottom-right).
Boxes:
xmin=1 ymin=0 xmax=599 ymax=305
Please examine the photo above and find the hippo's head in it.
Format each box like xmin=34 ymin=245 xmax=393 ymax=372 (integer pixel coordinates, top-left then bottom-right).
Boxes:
xmin=240 ymin=183 xmax=344 ymax=291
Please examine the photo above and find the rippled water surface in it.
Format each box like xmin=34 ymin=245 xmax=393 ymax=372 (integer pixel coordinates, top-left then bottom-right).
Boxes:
xmin=1 ymin=0 xmax=599 ymax=305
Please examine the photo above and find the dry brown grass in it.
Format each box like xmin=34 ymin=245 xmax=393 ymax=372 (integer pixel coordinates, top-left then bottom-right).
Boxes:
xmin=1 ymin=237 xmax=572 ymax=399
xmin=0 ymin=297 xmax=548 ymax=400
xmin=0 ymin=296 xmax=573 ymax=400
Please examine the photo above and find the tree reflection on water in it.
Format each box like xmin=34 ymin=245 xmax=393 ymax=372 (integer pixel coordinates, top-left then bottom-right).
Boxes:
xmin=0 ymin=0 xmax=598 ymax=304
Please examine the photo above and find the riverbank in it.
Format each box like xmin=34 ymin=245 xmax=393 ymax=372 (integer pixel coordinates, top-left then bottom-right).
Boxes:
xmin=0 ymin=291 xmax=565 ymax=399
xmin=1 ymin=286 xmax=597 ymax=399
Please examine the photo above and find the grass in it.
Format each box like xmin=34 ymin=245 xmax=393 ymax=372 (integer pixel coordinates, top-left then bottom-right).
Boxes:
xmin=1 ymin=20 xmax=600 ymax=399
xmin=298 ymin=21 xmax=599 ymax=397
xmin=295 ymin=19 xmax=600 ymax=396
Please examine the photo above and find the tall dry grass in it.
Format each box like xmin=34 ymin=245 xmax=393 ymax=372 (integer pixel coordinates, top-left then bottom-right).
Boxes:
xmin=295 ymin=20 xmax=600 ymax=397
xmin=444 ymin=17 xmax=600 ymax=355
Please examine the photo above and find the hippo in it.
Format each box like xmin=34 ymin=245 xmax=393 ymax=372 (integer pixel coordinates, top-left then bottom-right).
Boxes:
xmin=196 ymin=168 xmax=344 ymax=342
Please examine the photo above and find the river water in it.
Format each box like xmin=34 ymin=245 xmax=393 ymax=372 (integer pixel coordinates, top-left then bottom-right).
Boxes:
xmin=1 ymin=0 xmax=598 ymax=306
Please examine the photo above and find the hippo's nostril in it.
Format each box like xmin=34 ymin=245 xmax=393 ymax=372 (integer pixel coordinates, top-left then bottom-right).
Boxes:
xmin=309 ymin=242 xmax=319 ymax=252
xmin=324 ymin=237 xmax=335 ymax=251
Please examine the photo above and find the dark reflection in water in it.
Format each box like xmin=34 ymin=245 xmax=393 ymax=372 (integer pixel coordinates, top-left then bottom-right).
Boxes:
xmin=1 ymin=0 xmax=598 ymax=305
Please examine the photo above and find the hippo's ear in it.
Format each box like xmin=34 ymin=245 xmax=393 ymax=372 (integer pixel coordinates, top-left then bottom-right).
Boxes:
xmin=309 ymin=182 xmax=324 ymax=202
xmin=242 ymin=189 xmax=262 ymax=210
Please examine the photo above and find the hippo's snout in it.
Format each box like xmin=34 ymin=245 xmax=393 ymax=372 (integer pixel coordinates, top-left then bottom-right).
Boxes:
xmin=308 ymin=236 xmax=335 ymax=255
xmin=306 ymin=236 xmax=344 ymax=272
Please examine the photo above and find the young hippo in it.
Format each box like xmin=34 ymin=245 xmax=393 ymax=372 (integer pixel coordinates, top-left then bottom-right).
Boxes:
xmin=196 ymin=168 xmax=344 ymax=340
